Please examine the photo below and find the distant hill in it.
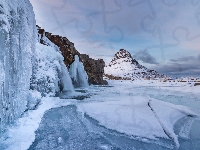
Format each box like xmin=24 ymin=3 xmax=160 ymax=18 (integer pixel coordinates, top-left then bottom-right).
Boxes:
xmin=104 ymin=49 xmax=166 ymax=80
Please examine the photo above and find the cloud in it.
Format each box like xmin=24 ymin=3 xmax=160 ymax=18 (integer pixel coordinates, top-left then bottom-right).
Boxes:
xmin=154 ymin=55 xmax=200 ymax=77
xmin=170 ymin=56 xmax=196 ymax=62
xmin=133 ymin=49 xmax=158 ymax=64
xmin=30 ymin=0 xmax=200 ymax=78
xmin=198 ymin=54 xmax=200 ymax=62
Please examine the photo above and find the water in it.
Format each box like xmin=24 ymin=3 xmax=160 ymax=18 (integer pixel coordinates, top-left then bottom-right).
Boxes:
xmin=174 ymin=117 xmax=200 ymax=150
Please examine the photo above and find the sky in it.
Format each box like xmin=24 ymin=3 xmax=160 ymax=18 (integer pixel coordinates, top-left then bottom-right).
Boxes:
xmin=30 ymin=0 xmax=200 ymax=77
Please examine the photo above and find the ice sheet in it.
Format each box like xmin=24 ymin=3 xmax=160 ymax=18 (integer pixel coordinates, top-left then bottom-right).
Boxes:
xmin=0 ymin=97 xmax=71 ymax=150
xmin=78 ymin=85 xmax=199 ymax=148
xmin=78 ymin=96 xmax=168 ymax=140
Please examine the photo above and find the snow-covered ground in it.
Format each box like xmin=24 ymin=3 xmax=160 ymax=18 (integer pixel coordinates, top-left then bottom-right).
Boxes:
xmin=0 ymin=80 xmax=200 ymax=150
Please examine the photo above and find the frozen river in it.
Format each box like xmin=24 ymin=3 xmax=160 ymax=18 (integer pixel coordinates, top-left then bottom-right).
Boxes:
xmin=28 ymin=105 xmax=171 ymax=150
xmin=28 ymin=81 xmax=200 ymax=150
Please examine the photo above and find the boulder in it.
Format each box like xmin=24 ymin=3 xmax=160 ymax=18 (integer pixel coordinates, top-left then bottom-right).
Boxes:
xmin=194 ymin=83 xmax=200 ymax=86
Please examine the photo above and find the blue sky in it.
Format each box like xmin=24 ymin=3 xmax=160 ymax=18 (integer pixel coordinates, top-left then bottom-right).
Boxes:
xmin=30 ymin=0 xmax=200 ymax=77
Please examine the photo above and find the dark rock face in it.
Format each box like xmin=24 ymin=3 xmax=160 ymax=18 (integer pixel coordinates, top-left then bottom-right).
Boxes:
xmin=80 ymin=54 xmax=108 ymax=85
xmin=37 ymin=25 xmax=107 ymax=85
xmin=194 ymin=83 xmax=200 ymax=86
xmin=109 ymin=49 xmax=139 ymax=66
xmin=104 ymin=74 xmax=131 ymax=80
xmin=37 ymin=25 xmax=79 ymax=67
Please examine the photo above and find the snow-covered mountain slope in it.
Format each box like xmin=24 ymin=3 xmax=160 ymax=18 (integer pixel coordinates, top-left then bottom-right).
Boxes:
xmin=104 ymin=49 xmax=165 ymax=80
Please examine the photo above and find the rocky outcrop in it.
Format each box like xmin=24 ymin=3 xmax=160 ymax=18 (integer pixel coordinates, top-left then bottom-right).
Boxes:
xmin=194 ymin=83 xmax=200 ymax=86
xmin=109 ymin=49 xmax=139 ymax=66
xmin=104 ymin=74 xmax=131 ymax=80
xmin=37 ymin=26 xmax=107 ymax=85
xmin=80 ymin=54 xmax=108 ymax=85
xmin=37 ymin=25 xmax=79 ymax=67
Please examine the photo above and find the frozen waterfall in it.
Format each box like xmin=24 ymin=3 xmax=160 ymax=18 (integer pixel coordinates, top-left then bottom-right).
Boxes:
xmin=69 ymin=55 xmax=89 ymax=88
xmin=31 ymin=43 xmax=74 ymax=97
xmin=0 ymin=0 xmax=37 ymax=125
xmin=59 ymin=63 xmax=74 ymax=98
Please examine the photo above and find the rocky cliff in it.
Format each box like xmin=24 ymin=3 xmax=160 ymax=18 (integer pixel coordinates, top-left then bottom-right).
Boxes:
xmin=105 ymin=49 xmax=166 ymax=80
xmin=37 ymin=26 xmax=107 ymax=85
xmin=80 ymin=54 xmax=107 ymax=85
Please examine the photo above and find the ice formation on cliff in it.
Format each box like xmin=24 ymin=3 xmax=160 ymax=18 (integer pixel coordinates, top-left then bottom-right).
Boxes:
xmin=69 ymin=55 xmax=89 ymax=88
xmin=0 ymin=0 xmax=37 ymax=125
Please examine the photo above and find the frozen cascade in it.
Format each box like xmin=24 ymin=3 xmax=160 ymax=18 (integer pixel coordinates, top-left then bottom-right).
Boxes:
xmin=30 ymin=43 xmax=61 ymax=97
xmin=31 ymin=42 xmax=74 ymax=97
xmin=59 ymin=63 xmax=74 ymax=98
xmin=0 ymin=0 xmax=37 ymax=125
xmin=69 ymin=55 xmax=89 ymax=88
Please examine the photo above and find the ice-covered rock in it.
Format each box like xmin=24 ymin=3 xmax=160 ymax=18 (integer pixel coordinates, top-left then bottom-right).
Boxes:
xmin=0 ymin=0 xmax=37 ymax=125
xmin=27 ymin=90 xmax=42 ymax=110
xmin=37 ymin=26 xmax=107 ymax=85
xmin=31 ymin=43 xmax=60 ymax=96
xmin=33 ymin=26 xmax=75 ymax=97
xmin=31 ymin=43 xmax=74 ymax=97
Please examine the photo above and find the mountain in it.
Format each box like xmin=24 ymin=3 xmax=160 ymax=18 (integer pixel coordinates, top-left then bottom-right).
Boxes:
xmin=104 ymin=49 xmax=165 ymax=80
